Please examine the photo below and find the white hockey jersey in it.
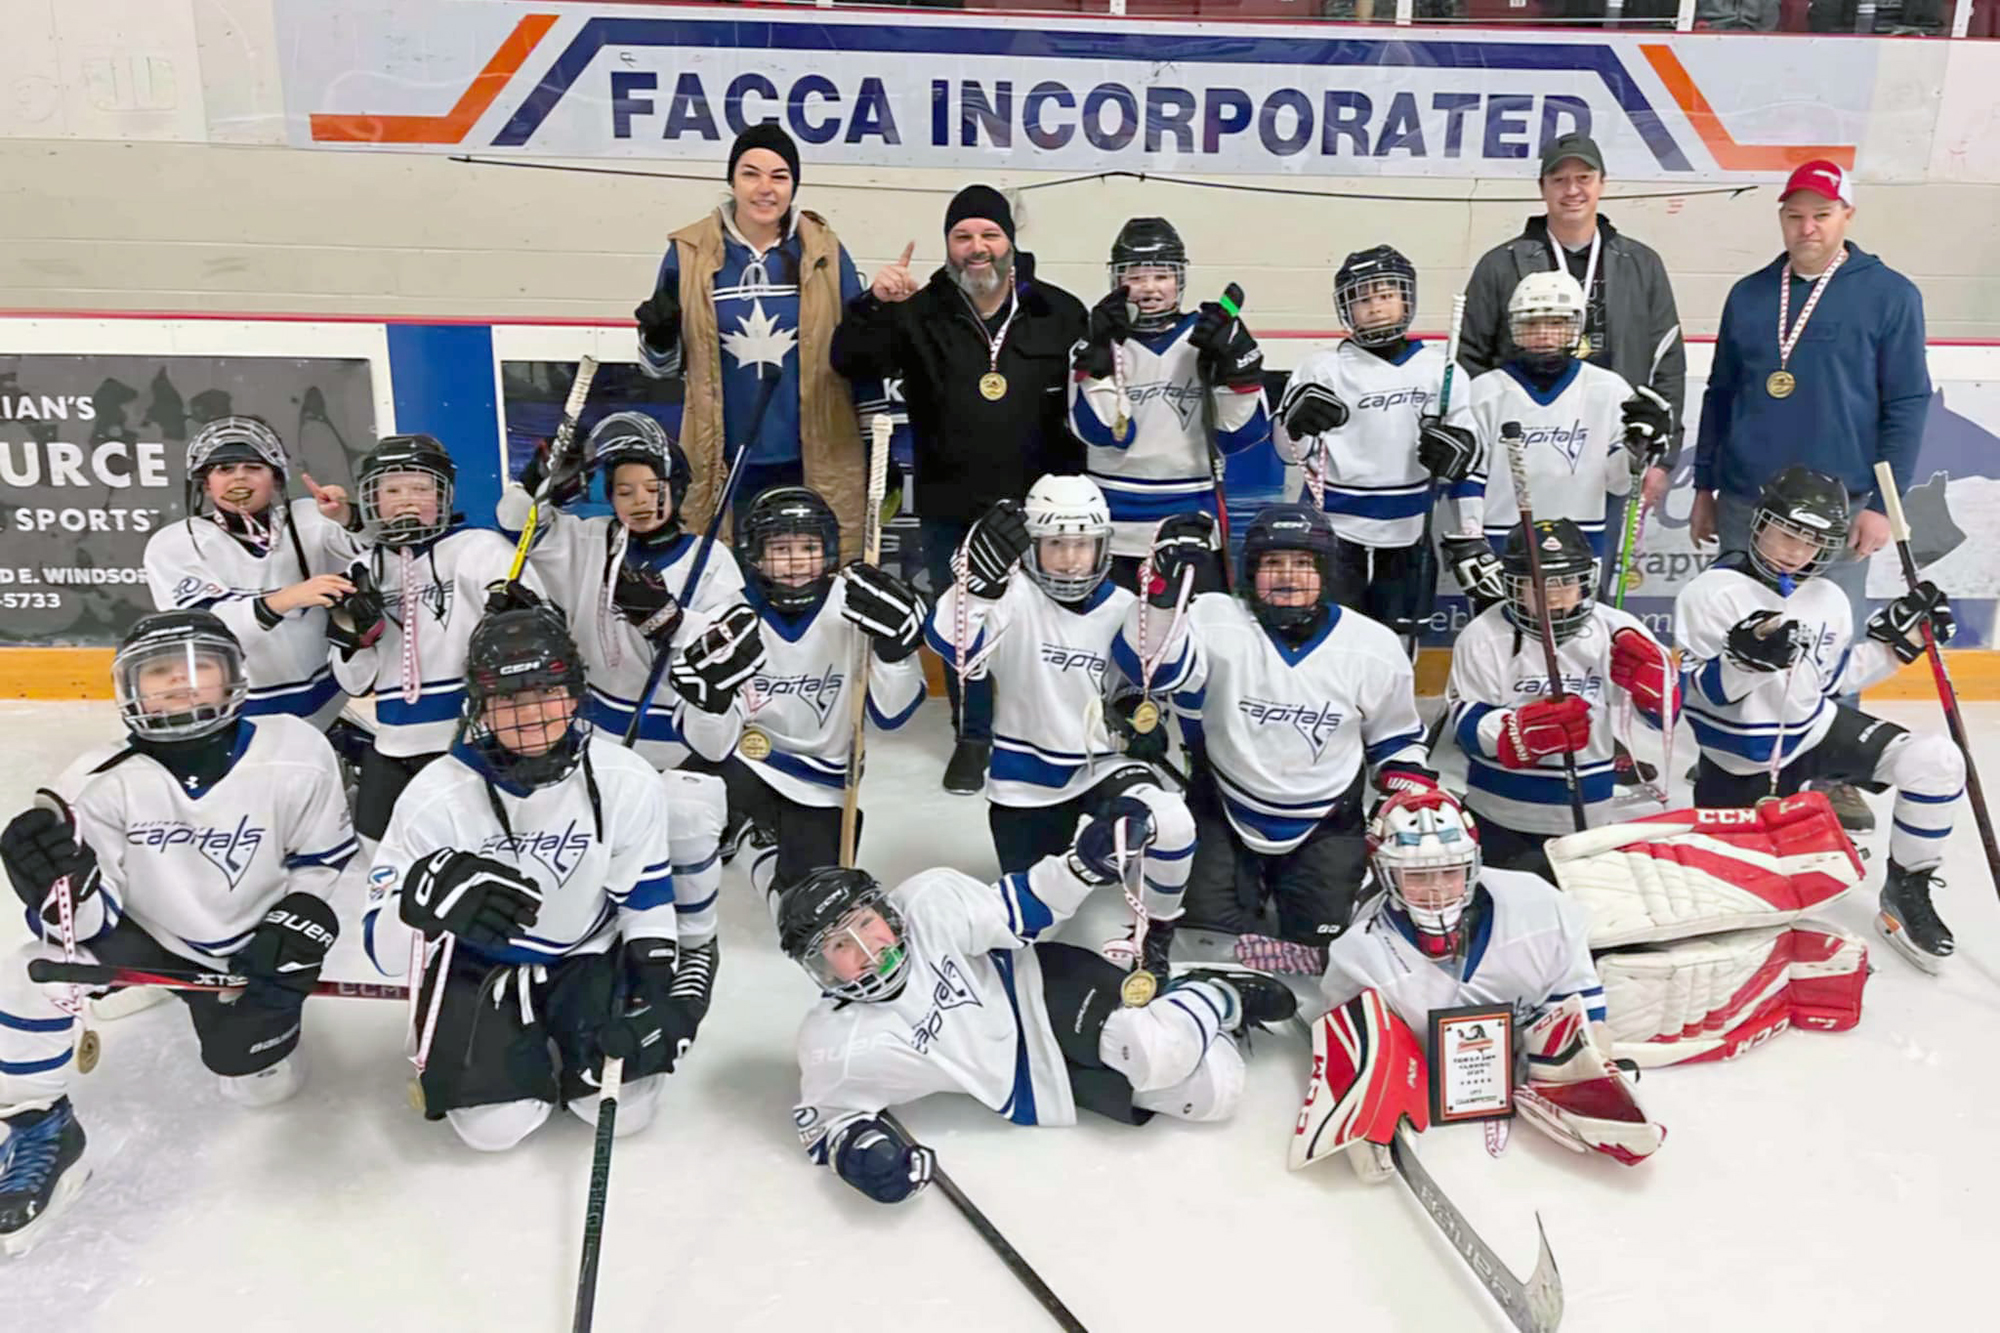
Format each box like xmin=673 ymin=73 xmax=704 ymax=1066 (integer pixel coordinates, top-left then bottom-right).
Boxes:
xmin=1273 ymin=339 xmax=1483 ymax=548
xmin=926 ymin=574 xmax=1135 ymax=809
xmin=364 ymin=733 xmax=688 ymax=970
xmin=1319 ymin=868 xmax=1607 ymax=1039
xmin=1118 ymin=597 xmax=1425 ymax=854
xmin=328 ymin=526 xmax=543 ymax=758
xmin=497 ymin=486 xmax=746 ymax=768
xmin=1446 ymin=603 xmax=1668 ymax=836
xmin=1069 ymin=313 xmax=1270 ymax=557
xmin=50 ymin=715 xmax=357 ymax=965
xmin=793 ymin=858 xmax=1099 ymax=1167
xmin=144 ymin=500 xmax=364 ymax=727
xmin=1675 ymin=558 xmax=1898 ymax=777
xmin=1465 ymin=362 xmax=1633 ymax=554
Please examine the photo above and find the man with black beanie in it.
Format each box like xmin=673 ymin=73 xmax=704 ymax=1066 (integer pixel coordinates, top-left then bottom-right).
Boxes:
xmin=832 ymin=183 xmax=1088 ymax=795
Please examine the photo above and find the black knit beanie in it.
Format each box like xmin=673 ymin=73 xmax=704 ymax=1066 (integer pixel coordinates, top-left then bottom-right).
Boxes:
xmin=943 ymin=184 xmax=1015 ymax=242
xmin=727 ymin=123 xmax=801 ymax=185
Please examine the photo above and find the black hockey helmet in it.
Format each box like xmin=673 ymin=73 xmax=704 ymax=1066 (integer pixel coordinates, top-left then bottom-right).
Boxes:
xmin=112 ymin=609 xmax=249 ymax=743
xmin=464 ymin=601 xmax=589 ymax=789
xmin=778 ymin=866 xmax=909 ymax=1003
xmin=1239 ymin=504 xmax=1336 ymax=634
xmin=587 ymin=411 xmax=692 ymax=529
xmin=1750 ymin=466 xmax=1850 ymax=587
xmin=1334 ymin=246 xmax=1417 ymax=347
xmin=184 ymin=414 xmax=290 ymax=532
xmin=1109 ymin=217 xmax=1188 ymax=333
xmin=1500 ymin=519 xmax=1598 ymax=644
xmin=743 ymin=485 xmax=840 ymax=614
xmin=359 ymin=433 xmax=457 ymax=548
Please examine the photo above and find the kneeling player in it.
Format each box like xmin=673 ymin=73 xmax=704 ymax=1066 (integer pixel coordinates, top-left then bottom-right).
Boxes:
xmin=0 ymin=612 xmax=354 ymax=1252
xmin=365 ymin=604 xmax=718 ymax=1151
xmin=783 ymin=797 xmax=1295 ymax=1205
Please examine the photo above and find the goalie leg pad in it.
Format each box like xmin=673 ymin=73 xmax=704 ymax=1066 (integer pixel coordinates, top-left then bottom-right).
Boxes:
xmin=1289 ymin=989 xmax=1428 ymax=1172
xmin=1516 ymin=995 xmax=1664 ymax=1165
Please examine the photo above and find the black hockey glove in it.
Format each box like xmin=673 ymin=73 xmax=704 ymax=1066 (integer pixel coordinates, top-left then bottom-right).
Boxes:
xmin=634 ymin=283 xmax=682 ymax=357
xmin=1417 ymin=419 xmax=1479 ymax=484
xmin=482 ymin=579 xmax=547 ymax=617
xmin=1620 ymin=386 xmax=1673 ymax=466
xmin=1724 ymin=610 xmax=1805 ymax=673
xmin=1 ymin=802 xmax=100 ymax=926
xmin=1442 ymin=537 xmax=1505 ymax=608
xmin=612 ymin=561 xmax=685 ymax=643
xmin=833 ymin=1116 xmax=935 ymax=1205
xmin=1069 ymin=796 xmax=1157 ymax=886
xmin=519 ymin=436 xmax=588 ymax=507
xmin=1073 ymin=287 xmax=1133 ymax=381
xmin=1109 ymin=694 xmax=1171 ymax=764
xmin=1146 ymin=512 xmax=1217 ymax=609
xmin=1868 ymin=580 xmax=1955 ymax=664
xmin=1279 ymin=381 xmax=1350 ymax=438
xmin=1190 ymin=302 xmax=1264 ymax=389
xmin=839 ymin=562 xmax=927 ymax=662
xmin=963 ymin=499 xmax=1031 ymax=598
xmin=230 ymin=891 xmax=339 ymax=1011
xmin=399 ymin=849 xmax=543 ymax=951
xmin=326 ymin=561 xmax=386 ymax=655
xmin=670 ymin=604 xmax=765 ymax=714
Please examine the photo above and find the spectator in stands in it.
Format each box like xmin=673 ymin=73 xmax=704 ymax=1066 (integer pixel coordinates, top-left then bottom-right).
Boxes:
xmin=1695 ymin=0 xmax=1782 ymax=28
xmin=634 ymin=124 xmax=878 ymax=560
xmin=830 ymin=185 xmax=1088 ymax=795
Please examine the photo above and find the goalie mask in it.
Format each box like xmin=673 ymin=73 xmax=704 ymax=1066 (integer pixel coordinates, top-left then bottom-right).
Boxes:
xmin=1239 ymin=504 xmax=1335 ymax=635
xmin=1023 ymin=474 xmax=1112 ymax=603
xmin=1506 ymin=270 xmax=1586 ymax=375
xmin=464 ymin=602 xmax=589 ymax=789
xmin=744 ymin=485 xmax=840 ymax=614
xmin=588 ymin=411 xmax=692 ymax=537
xmin=359 ymin=433 xmax=457 ymax=549
xmin=779 ymin=867 xmax=910 ymax=1003
xmin=1334 ymin=245 xmax=1416 ymax=348
xmin=1749 ymin=466 xmax=1849 ymax=589
xmin=1501 ymin=519 xmax=1598 ymax=645
xmin=1109 ymin=217 xmax=1187 ymax=335
xmin=113 ymin=609 xmax=250 ymax=743
xmin=1368 ymin=788 xmax=1482 ymax=959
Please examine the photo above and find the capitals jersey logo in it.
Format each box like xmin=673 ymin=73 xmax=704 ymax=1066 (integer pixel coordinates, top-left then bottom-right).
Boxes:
xmin=1127 ymin=378 xmax=1208 ymax=429
xmin=1039 ymin=643 xmax=1108 ymax=683
xmin=128 ymin=815 xmax=266 ymax=888
xmin=909 ymin=955 xmax=981 ymax=1055
xmin=1524 ymin=419 xmax=1591 ymax=472
xmin=479 ymin=820 xmax=592 ymax=886
xmin=1515 ymin=672 xmax=1606 ymax=700
xmin=389 ymin=578 xmax=453 ymax=627
xmin=1354 ymin=387 xmax=1434 ymax=414
xmin=755 ymin=665 xmax=844 ymax=727
xmin=1238 ymin=697 xmax=1344 ymax=761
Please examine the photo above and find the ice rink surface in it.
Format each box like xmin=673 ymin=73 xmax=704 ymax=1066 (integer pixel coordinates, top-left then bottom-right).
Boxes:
xmin=4 ymin=697 xmax=1998 ymax=1332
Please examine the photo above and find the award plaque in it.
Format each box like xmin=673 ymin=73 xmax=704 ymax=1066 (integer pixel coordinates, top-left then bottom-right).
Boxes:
xmin=1428 ymin=1004 xmax=1515 ymax=1125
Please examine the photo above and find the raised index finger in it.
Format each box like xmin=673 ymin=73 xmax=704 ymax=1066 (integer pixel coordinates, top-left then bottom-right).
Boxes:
xmin=301 ymin=471 xmax=328 ymax=497
xmin=898 ymin=241 xmax=915 ymax=267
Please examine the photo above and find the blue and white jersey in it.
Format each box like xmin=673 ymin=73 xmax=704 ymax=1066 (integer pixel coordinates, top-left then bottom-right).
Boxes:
xmin=1070 ymin=313 xmax=1270 ymax=557
xmin=1273 ymin=339 xmax=1482 ymax=548
xmin=926 ymin=572 xmax=1136 ymax=809
xmin=1674 ymin=559 xmax=1898 ymax=778
xmin=1117 ymin=595 xmax=1425 ymax=855
xmin=144 ymin=499 xmax=363 ymax=728
xmin=1465 ymin=360 xmax=1634 ymax=555
xmin=1446 ymin=602 xmax=1667 ymax=836
xmin=47 ymin=715 xmax=355 ymax=967
xmin=365 ymin=734 xmax=679 ymax=970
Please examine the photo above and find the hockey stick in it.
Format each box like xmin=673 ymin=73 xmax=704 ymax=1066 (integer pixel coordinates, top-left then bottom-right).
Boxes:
xmin=1874 ymin=460 xmax=2000 ymax=898
xmin=1199 ymin=283 xmax=1247 ymax=589
xmin=570 ymin=973 xmax=627 ymax=1333
xmin=1500 ymin=421 xmax=1590 ymax=832
xmin=839 ymin=415 xmax=894 ymax=867
xmin=1390 ymin=1127 xmax=1564 ymax=1333
xmin=27 ymin=958 xmax=409 ymax=1000
xmin=1610 ymin=326 xmax=1679 ymax=608
xmin=507 ymin=356 xmax=599 ymax=585
xmin=878 ymin=1111 xmax=1089 ymax=1332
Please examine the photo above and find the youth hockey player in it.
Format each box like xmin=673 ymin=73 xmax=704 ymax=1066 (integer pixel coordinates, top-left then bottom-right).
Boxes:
xmin=1068 ymin=217 xmax=1269 ymax=586
xmin=329 ymin=433 xmax=544 ymax=844
xmin=1675 ymin=465 xmax=1963 ymax=972
xmin=364 ymin=602 xmax=718 ymax=1151
xmin=0 ymin=611 xmax=355 ymax=1252
xmin=143 ymin=415 xmax=364 ymax=727
xmin=782 ymin=797 xmax=1296 ymax=1205
xmin=1446 ymin=518 xmax=1677 ymax=876
xmin=1271 ymin=246 xmax=1485 ymax=635
xmin=1115 ymin=504 xmax=1433 ymax=957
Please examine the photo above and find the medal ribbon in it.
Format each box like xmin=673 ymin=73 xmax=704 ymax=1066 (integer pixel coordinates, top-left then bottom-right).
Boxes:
xmin=398 ymin=547 xmax=422 ymax=705
xmin=1547 ymin=226 xmax=1602 ymax=349
xmin=959 ymin=286 xmax=1021 ymax=387
xmin=1776 ymin=247 xmax=1847 ymax=373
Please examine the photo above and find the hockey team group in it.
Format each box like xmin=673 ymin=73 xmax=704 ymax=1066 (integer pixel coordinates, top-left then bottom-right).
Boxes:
xmin=0 ymin=159 xmax=1970 ymax=1309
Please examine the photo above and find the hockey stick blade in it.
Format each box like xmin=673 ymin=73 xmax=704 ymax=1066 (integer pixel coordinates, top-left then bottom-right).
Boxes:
xmin=1391 ymin=1128 xmax=1564 ymax=1333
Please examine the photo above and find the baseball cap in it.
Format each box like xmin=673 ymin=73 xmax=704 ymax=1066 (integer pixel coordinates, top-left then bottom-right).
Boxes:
xmin=1539 ymin=133 xmax=1604 ymax=178
xmin=1780 ymin=160 xmax=1854 ymax=206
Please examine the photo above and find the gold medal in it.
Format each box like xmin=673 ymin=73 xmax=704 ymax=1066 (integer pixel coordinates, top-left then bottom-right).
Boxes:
xmin=1576 ymin=333 xmax=1592 ymax=359
xmin=1621 ymin=566 xmax=1644 ymax=595
xmin=1113 ymin=412 xmax=1131 ymax=443
xmin=1131 ymin=698 xmax=1161 ymax=734
xmin=1120 ymin=969 xmax=1158 ymax=1007
xmin=738 ymin=727 xmax=773 ymax=761
xmin=978 ymin=372 xmax=1008 ymax=401
xmin=1766 ymin=370 xmax=1796 ymax=399
xmin=407 ymin=1078 xmax=427 ymax=1114
xmin=76 ymin=1028 xmax=101 ymax=1075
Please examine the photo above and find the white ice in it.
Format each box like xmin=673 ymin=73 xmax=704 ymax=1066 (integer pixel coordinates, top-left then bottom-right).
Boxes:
xmin=4 ymin=698 xmax=1998 ymax=1332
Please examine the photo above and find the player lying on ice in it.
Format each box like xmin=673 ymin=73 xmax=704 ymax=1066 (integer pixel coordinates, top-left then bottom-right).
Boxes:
xmin=781 ymin=792 xmax=1297 ymax=1205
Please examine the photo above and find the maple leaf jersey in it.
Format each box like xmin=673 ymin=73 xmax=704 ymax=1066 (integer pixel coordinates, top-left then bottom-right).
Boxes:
xmin=498 ymin=488 xmax=746 ymax=767
xmin=1674 ymin=559 xmax=1898 ymax=777
xmin=1069 ymin=313 xmax=1270 ymax=557
xmin=1464 ymin=362 xmax=1634 ymax=554
xmin=144 ymin=500 xmax=364 ymax=727
xmin=1319 ymin=869 xmax=1607 ymax=1039
xmin=1118 ymin=597 xmax=1425 ymax=854
xmin=927 ymin=574 xmax=1136 ymax=809
xmin=48 ymin=715 xmax=357 ymax=965
xmin=1447 ymin=603 xmax=1669 ymax=835
xmin=329 ymin=527 xmax=543 ymax=758
xmin=365 ymin=734 xmax=687 ymax=970
xmin=1272 ymin=339 xmax=1483 ymax=548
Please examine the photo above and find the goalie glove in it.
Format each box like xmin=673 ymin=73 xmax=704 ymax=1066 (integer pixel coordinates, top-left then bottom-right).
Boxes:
xmin=962 ymin=499 xmax=1031 ymax=598
xmin=1497 ymin=695 xmax=1592 ymax=769
xmin=1724 ymin=610 xmax=1804 ymax=673
xmin=839 ymin=562 xmax=926 ymax=662
xmin=1279 ymin=381 xmax=1350 ymax=438
xmin=670 ymin=604 xmax=765 ymax=714
xmin=1867 ymin=580 xmax=1955 ymax=664
xmin=1416 ymin=418 xmax=1478 ymax=484
xmin=1515 ymin=994 xmax=1664 ymax=1165
xmin=611 ymin=562 xmax=684 ymax=643
xmin=1442 ymin=536 xmax=1504 ymax=607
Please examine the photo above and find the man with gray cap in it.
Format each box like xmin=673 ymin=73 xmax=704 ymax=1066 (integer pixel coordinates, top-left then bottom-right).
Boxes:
xmin=832 ymin=184 xmax=1087 ymax=794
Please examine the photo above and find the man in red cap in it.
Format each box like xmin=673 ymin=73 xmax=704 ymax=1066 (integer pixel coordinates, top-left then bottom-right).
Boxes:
xmin=1691 ymin=159 xmax=1933 ymax=834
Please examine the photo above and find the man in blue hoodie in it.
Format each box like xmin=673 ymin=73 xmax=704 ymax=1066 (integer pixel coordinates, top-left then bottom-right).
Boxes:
xmin=1691 ymin=159 xmax=1931 ymax=832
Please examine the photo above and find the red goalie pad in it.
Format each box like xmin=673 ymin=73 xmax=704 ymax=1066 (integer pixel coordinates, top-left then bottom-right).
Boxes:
xmin=1290 ymin=989 xmax=1428 ymax=1171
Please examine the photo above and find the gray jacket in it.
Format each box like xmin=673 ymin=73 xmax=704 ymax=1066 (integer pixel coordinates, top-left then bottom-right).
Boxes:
xmin=1460 ymin=214 xmax=1687 ymax=463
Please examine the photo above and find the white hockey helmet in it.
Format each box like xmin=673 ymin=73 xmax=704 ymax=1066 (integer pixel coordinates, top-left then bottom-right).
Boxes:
xmin=1022 ymin=474 xmax=1112 ymax=602
xmin=1368 ymin=788 xmax=1481 ymax=959
xmin=1506 ymin=270 xmax=1586 ymax=372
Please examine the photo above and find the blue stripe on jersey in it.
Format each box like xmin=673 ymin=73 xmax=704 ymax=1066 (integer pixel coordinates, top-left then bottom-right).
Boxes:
xmin=675 ymin=849 xmax=720 ymax=877
xmin=923 ymin=617 xmax=986 ymax=665
xmin=867 ymin=684 xmax=924 ymax=730
xmin=375 ymin=681 xmax=467 ymax=726
xmin=1365 ymin=729 xmax=1425 ymax=766
xmin=1072 ymin=397 xmax=1128 ymax=450
xmin=999 ymin=872 xmax=1057 ymax=939
xmin=583 ymin=690 xmax=682 ymax=745
xmin=1090 ymin=472 xmax=1213 ymax=495
xmin=1447 ymin=476 xmax=1486 ymax=501
xmin=286 ymin=837 xmax=359 ymax=871
xmin=178 ymin=926 xmax=256 ymax=956
xmin=1501 ymin=360 xmax=1582 ymax=406
xmin=1211 ymin=760 xmax=1345 ymax=812
xmin=989 ymin=949 xmax=1039 ymax=1126
xmin=475 ymin=902 xmax=618 ymax=963
xmin=0 ymin=1008 xmax=74 ymax=1033
xmin=1892 ymin=818 xmax=1950 ymax=839
xmin=1902 ymin=787 xmax=1961 ymax=804
xmin=1458 ymin=887 xmax=1497 ymax=981
xmin=244 ymin=669 xmax=341 ymax=719
xmin=1094 ymin=484 xmax=1220 ymax=524
xmin=1148 ymin=839 xmax=1194 ymax=863
xmin=619 ymin=872 xmax=676 ymax=911
xmin=0 ymin=1050 xmax=72 ymax=1075
xmin=1214 ymin=397 xmax=1270 ymax=455
xmin=1819 ymin=647 xmax=1852 ymax=696
xmin=1466 ymin=755 xmax=1618 ymax=805
xmin=1692 ymin=658 xmax=1745 ymax=707
xmin=1216 ymin=790 xmax=1322 ymax=845
xmin=1454 ymin=700 xmax=1501 ymax=757
xmin=676 ymin=888 xmax=719 ymax=915
xmin=990 ymin=744 xmax=1082 ymax=790
xmin=1684 ymin=701 xmax=1825 ymax=764
xmin=759 ymin=748 xmax=846 ymax=789
xmin=1315 ymin=483 xmax=1430 ymax=521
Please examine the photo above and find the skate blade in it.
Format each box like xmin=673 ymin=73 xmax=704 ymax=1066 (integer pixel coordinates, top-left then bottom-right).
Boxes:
xmin=1874 ymin=913 xmax=1944 ymax=976
xmin=0 ymin=1156 xmax=91 ymax=1258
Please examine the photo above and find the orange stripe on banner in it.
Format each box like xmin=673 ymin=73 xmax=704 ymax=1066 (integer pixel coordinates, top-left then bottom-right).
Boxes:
xmin=1639 ymin=45 xmax=1855 ymax=173
xmin=309 ymin=13 xmax=558 ymax=145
